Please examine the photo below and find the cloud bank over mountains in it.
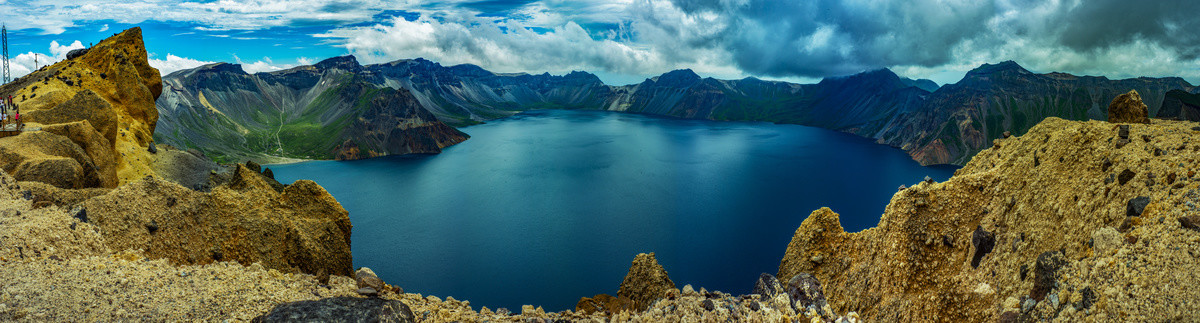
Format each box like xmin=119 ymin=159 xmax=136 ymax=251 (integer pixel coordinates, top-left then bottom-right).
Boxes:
xmin=3 ymin=0 xmax=1200 ymax=85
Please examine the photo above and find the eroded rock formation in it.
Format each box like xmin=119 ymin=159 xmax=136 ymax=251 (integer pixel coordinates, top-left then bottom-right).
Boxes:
xmin=0 ymin=27 xmax=161 ymax=186
xmin=80 ymin=165 xmax=351 ymax=281
xmin=778 ymin=116 xmax=1200 ymax=321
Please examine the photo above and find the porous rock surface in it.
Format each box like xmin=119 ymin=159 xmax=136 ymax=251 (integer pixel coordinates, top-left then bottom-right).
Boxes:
xmin=80 ymin=164 xmax=352 ymax=281
xmin=779 ymin=117 xmax=1200 ymax=321
xmin=0 ymin=27 xmax=162 ymax=186
xmin=1107 ymin=89 xmax=1151 ymax=124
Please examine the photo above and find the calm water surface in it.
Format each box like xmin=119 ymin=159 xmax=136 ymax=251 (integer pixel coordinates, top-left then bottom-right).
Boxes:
xmin=270 ymin=109 xmax=957 ymax=311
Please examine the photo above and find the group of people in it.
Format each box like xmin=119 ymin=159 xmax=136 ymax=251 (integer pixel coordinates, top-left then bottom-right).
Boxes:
xmin=0 ymin=96 xmax=18 ymax=130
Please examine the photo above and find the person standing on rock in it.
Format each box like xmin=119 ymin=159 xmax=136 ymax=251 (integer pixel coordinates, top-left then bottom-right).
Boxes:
xmin=11 ymin=96 xmax=19 ymax=130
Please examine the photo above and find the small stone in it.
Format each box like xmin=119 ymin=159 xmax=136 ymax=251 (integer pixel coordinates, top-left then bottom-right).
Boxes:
xmin=1101 ymin=158 xmax=1112 ymax=172
xmin=262 ymin=168 xmax=275 ymax=180
xmin=999 ymin=311 xmax=1019 ymax=323
xmin=72 ymin=207 xmax=88 ymax=223
xmin=1118 ymin=125 xmax=1131 ymax=138
xmin=941 ymin=235 xmax=953 ymax=248
xmin=147 ymin=142 xmax=157 ymax=154
xmin=682 ymin=284 xmax=696 ymax=296
xmin=1178 ymin=215 xmax=1200 ymax=232
xmin=897 ymin=184 xmax=906 ymax=191
xmin=1118 ymin=169 xmax=1136 ymax=185
xmin=1003 ymin=297 xmax=1020 ymax=310
xmin=1079 ymin=287 xmax=1096 ymax=309
xmin=1126 ymin=196 xmax=1150 ymax=217
xmin=1048 ymin=293 xmax=1059 ymax=309
xmin=752 ymin=273 xmax=782 ymax=297
xmin=747 ymin=301 xmax=760 ymax=311
xmin=356 ymin=287 xmax=379 ymax=297
xmin=495 ymin=307 xmax=511 ymax=315
xmin=145 ymin=220 xmax=158 ymax=234
xmin=701 ymin=299 xmax=715 ymax=311
xmin=971 ymin=225 xmax=995 ymax=268
xmin=1115 ymin=138 xmax=1130 ymax=148
xmin=785 ymin=273 xmax=830 ymax=317
xmin=356 ymin=267 xmax=385 ymax=297
xmin=1022 ymin=298 xmax=1037 ymax=312
xmin=1003 ymin=131 xmax=1012 ymax=138
xmin=1032 ymin=251 xmax=1065 ymax=301
xmin=924 ymin=175 xmax=933 ymax=184
xmin=810 ymin=255 xmax=824 ymax=264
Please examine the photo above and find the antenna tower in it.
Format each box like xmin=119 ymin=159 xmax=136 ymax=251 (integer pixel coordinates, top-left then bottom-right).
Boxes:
xmin=2 ymin=25 xmax=9 ymax=83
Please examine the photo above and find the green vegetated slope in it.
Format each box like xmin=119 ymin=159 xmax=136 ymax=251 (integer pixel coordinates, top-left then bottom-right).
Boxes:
xmin=155 ymin=57 xmax=466 ymax=163
xmin=157 ymin=56 xmax=1196 ymax=166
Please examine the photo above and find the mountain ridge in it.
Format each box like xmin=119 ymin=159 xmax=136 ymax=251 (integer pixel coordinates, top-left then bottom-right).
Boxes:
xmin=156 ymin=57 xmax=1195 ymax=165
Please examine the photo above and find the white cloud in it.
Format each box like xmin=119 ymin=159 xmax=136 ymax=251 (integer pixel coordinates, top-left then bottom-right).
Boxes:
xmin=234 ymin=55 xmax=293 ymax=73
xmin=3 ymin=0 xmax=1200 ymax=85
xmin=98 ymin=24 xmax=109 ymax=32
xmin=48 ymin=40 xmax=84 ymax=60
xmin=149 ymin=54 xmax=216 ymax=76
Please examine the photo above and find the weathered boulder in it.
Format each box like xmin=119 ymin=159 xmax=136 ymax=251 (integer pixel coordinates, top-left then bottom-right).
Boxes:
xmin=1107 ymin=90 xmax=1151 ymax=124
xmin=252 ymin=297 xmax=415 ymax=323
xmin=81 ymin=170 xmax=352 ymax=281
xmin=1031 ymin=251 xmax=1065 ymax=301
xmin=617 ymin=252 xmax=676 ymax=311
xmin=753 ymin=273 xmax=783 ymax=297
xmin=971 ymin=225 xmax=995 ymax=268
xmin=356 ymin=267 xmax=384 ymax=297
xmin=785 ymin=273 xmax=831 ymax=317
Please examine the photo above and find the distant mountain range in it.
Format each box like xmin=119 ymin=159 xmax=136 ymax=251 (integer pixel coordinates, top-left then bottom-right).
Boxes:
xmin=154 ymin=56 xmax=1197 ymax=164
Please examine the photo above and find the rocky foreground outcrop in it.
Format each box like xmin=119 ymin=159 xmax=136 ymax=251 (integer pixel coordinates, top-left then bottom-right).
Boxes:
xmin=0 ymin=27 xmax=161 ymax=187
xmin=779 ymin=117 xmax=1200 ymax=321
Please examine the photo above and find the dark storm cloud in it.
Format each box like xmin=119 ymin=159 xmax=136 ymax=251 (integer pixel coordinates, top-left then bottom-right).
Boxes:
xmin=657 ymin=0 xmax=996 ymax=78
xmin=460 ymin=0 xmax=541 ymax=16
xmin=1055 ymin=0 xmax=1200 ymax=59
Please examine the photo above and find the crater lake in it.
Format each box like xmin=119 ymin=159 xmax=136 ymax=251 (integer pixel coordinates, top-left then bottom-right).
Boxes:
xmin=270 ymin=109 xmax=958 ymax=311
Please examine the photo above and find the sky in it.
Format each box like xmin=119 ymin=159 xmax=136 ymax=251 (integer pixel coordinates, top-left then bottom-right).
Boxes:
xmin=0 ymin=0 xmax=1198 ymax=86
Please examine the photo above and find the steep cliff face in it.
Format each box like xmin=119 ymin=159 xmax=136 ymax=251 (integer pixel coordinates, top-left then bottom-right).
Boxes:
xmin=154 ymin=56 xmax=467 ymax=162
xmin=1158 ymin=89 xmax=1200 ymax=121
xmin=778 ymin=117 xmax=1200 ymax=321
xmin=0 ymin=27 xmax=161 ymax=187
xmin=876 ymin=61 xmax=1194 ymax=165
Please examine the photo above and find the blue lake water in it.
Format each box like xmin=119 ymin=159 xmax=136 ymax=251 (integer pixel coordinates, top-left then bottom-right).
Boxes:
xmin=270 ymin=109 xmax=958 ymax=312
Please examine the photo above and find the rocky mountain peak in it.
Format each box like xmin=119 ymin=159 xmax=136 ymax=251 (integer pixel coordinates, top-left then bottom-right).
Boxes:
xmin=314 ymin=55 xmax=362 ymax=72
xmin=965 ymin=60 xmax=1031 ymax=77
xmin=652 ymin=69 xmax=702 ymax=88
xmin=201 ymin=62 xmax=247 ymax=75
